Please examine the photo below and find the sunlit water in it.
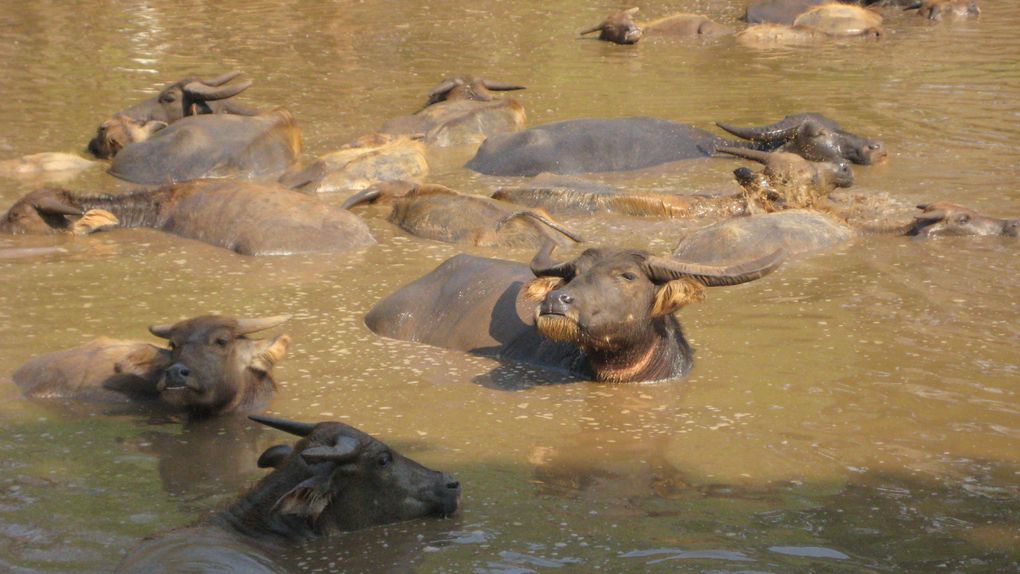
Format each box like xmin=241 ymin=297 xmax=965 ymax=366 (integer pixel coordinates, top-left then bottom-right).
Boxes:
xmin=0 ymin=1 xmax=1018 ymax=572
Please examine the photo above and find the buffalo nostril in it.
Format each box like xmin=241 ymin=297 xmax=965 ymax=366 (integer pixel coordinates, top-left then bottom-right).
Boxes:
xmin=170 ymin=364 xmax=191 ymax=378
xmin=446 ymin=481 xmax=460 ymax=490
xmin=557 ymin=293 xmax=574 ymax=305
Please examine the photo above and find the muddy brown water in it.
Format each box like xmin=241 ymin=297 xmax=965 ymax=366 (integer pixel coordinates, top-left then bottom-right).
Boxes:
xmin=1 ymin=1 xmax=1018 ymax=572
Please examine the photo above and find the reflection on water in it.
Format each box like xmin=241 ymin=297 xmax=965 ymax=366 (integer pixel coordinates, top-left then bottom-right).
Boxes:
xmin=1 ymin=1 xmax=1019 ymax=573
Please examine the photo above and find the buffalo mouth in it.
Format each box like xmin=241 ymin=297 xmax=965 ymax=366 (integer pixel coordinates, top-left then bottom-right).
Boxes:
xmin=534 ymin=312 xmax=582 ymax=343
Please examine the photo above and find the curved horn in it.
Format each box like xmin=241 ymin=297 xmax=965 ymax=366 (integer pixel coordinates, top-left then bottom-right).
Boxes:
xmin=643 ymin=249 xmax=785 ymax=286
xmin=427 ymin=79 xmax=458 ymax=100
xmin=249 ymin=414 xmax=317 ymax=437
xmin=496 ymin=211 xmax=583 ymax=243
xmin=530 ymin=242 xmax=577 ymax=278
xmin=236 ymin=315 xmax=291 ymax=336
xmin=32 ymin=193 xmax=84 ymax=216
xmin=716 ymin=121 xmax=800 ymax=144
xmin=715 ymin=146 xmax=773 ymax=165
xmin=183 ymin=78 xmax=252 ymax=101
xmin=148 ymin=322 xmax=174 ymax=338
xmin=914 ymin=209 xmax=948 ymax=222
xmin=257 ymin=444 xmax=294 ymax=469
xmin=300 ymin=436 xmax=362 ymax=465
xmin=579 ymin=23 xmax=606 ymax=35
xmin=199 ymin=71 xmax=243 ymax=86
xmin=481 ymin=80 xmax=526 ymax=92
xmin=341 ymin=187 xmax=385 ymax=210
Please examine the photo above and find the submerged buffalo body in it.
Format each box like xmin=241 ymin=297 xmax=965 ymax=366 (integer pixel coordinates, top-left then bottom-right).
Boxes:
xmin=12 ymin=315 xmax=291 ymax=416
xmin=366 ymin=246 xmax=782 ymax=382
xmin=278 ymin=134 xmax=429 ymax=193
xmin=717 ymin=147 xmax=854 ymax=211
xmin=580 ymin=7 xmax=730 ymax=44
xmin=117 ymin=415 xmax=460 ymax=573
xmin=108 ymin=109 xmax=301 ymax=184
xmin=908 ymin=0 xmax=980 ymax=20
xmin=1 ymin=181 xmax=375 ymax=255
xmin=343 ymin=181 xmax=581 ymax=248
xmin=89 ymin=71 xmax=256 ymax=158
xmin=744 ymin=0 xmax=831 ymax=24
xmin=466 ymin=117 xmax=724 ymax=176
xmin=717 ymin=113 xmax=887 ymax=165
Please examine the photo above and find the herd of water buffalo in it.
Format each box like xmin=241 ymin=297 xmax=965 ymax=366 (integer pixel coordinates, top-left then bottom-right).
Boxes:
xmin=1 ymin=0 xmax=1012 ymax=571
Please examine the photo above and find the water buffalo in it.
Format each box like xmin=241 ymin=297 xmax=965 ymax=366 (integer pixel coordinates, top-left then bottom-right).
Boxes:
xmin=115 ymin=415 xmax=460 ymax=573
xmin=88 ymin=71 xmax=256 ymax=158
xmin=465 ymin=117 xmax=725 ymax=176
xmin=744 ymin=0 xmax=832 ymax=24
xmin=12 ymin=315 xmax=291 ymax=416
xmin=379 ymin=76 xmax=527 ymax=148
xmin=365 ymin=244 xmax=783 ymax=382
xmin=342 ymin=181 xmax=582 ymax=248
xmin=107 ymin=109 xmax=301 ymax=185
xmin=492 ymin=173 xmax=747 ymax=219
xmin=673 ymin=202 xmax=1018 ymax=264
xmin=0 ymin=180 xmax=375 ymax=255
xmin=277 ymin=133 xmax=428 ymax=193
xmin=793 ymin=3 xmax=884 ymax=35
xmin=580 ymin=7 xmax=731 ymax=44
xmin=906 ymin=0 xmax=980 ymax=20
xmin=423 ymin=76 xmax=526 ymax=107
xmin=0 ymin=188 xmax=118 ymax=236
xmin=716 ymin=147 xmax=854 ymax=211
xmin=716 ymin=113 xmax=887 ymax=165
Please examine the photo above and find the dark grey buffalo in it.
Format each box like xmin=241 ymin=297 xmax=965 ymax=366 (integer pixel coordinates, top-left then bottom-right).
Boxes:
xmin=12 ymin=315 xmax=291 ymax=416
xmin=465 ymin=117 xmax=724 ymax=176
xmin=115 ymin=415 xmax=460 ymax=573
xmin=89 ymin=71 xmax=256 ymax=158
xmin=0 ymin=181 xmax=375 ymax=255
xmin=343 ymin=181 xmax=582 ymax=248
xmin=744 ymin=0 xmax=834 ymax=24
xmin=106 ymin=109 xmax=301 ymax=184
xmin=366 ymin=244 xmax=783 ymax=383
xmin=423 ymin=76 xmax=526 ymax=107
xmin=717 ymin=113 xmax=887 ymax=165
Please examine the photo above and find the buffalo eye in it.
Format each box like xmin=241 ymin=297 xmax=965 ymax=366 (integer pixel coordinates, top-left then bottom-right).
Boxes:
xmin=214 ymin=336 xmax=229 ymax=347
xmin=168 ymin=341 xmax=177 ymax=351
xmin=377 ymin=451 xmax=393 ymax=468
xmin=159 ymin=92 xmax=176 ymax=103
xmin=620 ymin=271 xmax=638 ymax=281
xmin=955 ymin=214 xmax=971 ymax=224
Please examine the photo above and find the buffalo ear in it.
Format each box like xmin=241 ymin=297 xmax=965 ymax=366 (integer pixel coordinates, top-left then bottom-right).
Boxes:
xmin=274 ymin=474 xmax=332 ymax=519
xmin=251 ymin=334 xmax=291 ymax=373
xmin=522 ymin=277 xmax=563 ymax=302
xmin=651 ymin=278 xmax=705 ymax=317
xmin=258 ymin=444 xmax=293 ymax=469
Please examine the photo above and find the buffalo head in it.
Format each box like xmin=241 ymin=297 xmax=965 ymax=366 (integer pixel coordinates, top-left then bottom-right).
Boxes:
xmin=148 ymin=315 xmax=291 ymax=415
xmin=907 ymin=0 xmax=980 ymax=20
xmin=0 ymin=187 xmax=119 ymax=236
xmin=249 ymin=415 xmax=460 ymax=532
xmin=424 ymin=76 xmax=525 ymax=108
xmin=580 ymin=7 xmax=643 ymax=44
xmin=908 ymin=203 xmax=1019 ymax=238
xmin=87 ymin=116 xmax=168 ymax=159
xmin=88 ymin=71 xmax=254 ymax=159
xmin=522 ymin=244 xmax=783 ymax=381
xmin=717 ymin=116 xmax=887 ymax=165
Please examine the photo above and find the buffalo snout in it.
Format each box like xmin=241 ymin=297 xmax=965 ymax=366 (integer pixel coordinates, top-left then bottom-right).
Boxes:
xmin=542 ymin=290 xmax=575 ymax=316
xmin=162 ymin=362 xmax=196 ymax=390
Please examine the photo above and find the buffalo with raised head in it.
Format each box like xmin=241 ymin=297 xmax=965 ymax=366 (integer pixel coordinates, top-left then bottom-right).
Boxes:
xmin=88 ymin=71 xmax=256 ymax=159
xmin=103 ymin=108 xmax=301 ymax=185
xmin=379 ymin=76 xmax=527 ymax=148
xmin=580 ymin=7 xmax=731 ymax=44
xmin=343 ymin=181 xmax=582 ymax=248
xmin=116 ymin=415 xmax=460 ymax=573
xmin=0 ymin=180 xmax=375 ymax=255
xmin=12 ymin=315 xmax=291 ymax=416
xmin=716 ymin=147 xmax=854 ymax=211
xmin=717 ymin=113 xmax=887 ymax=165
xmin=366 ymin=244 xmax=783 ymax=383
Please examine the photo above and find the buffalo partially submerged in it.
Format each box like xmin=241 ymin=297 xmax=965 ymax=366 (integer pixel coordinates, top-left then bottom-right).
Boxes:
xmin=906 ymin=0 xmax=980 ymax=20
xmin=379 ymin=76 xmax=527 ymax=147
xmin=717 ymin=113 xmax=887 ymax=165
xmin=580 ymin=7 xmax=731 ymax=44
xmin=466 ymin=117 xmax=724 ymax=176
xmin=717 ymin=147 xmax=854 ymax=211
xmin=278 ymin=134 xmax=428 ymax=193
xmin=744 ymin=0 xmax=832 ymax=25
xmin=673 ymin=202 xmax=1018 ymax=264
xmin=106 ymin=109 xmax=301 ymax=184
xmin=12 ymin=315 xmax=291 ymax=416
xmin=343 ymin=181 xmax=582 ymax=248
xmin=738 ymin=4 xmax=884 ymax=45
xmin=0 ymin=181 xmax=375 ymax=255
xmin=88 ymin=71 xmax=256 ymax=158
xmin=366 ymin=244 xmax=783 ymax=383
xmin=492 ymin=173 xmax=747 ymax=219
xmin=116 ymin=415 xmax=460 ymax=573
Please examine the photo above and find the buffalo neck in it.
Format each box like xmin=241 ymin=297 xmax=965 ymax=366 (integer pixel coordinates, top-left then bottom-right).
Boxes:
xmin=73 ymin=188 xmax=175 ymax=228
xmin=583 ymin=316 xmax=692 ymax=383
xmin=213 ymin=466 xmax=320 ymax=542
